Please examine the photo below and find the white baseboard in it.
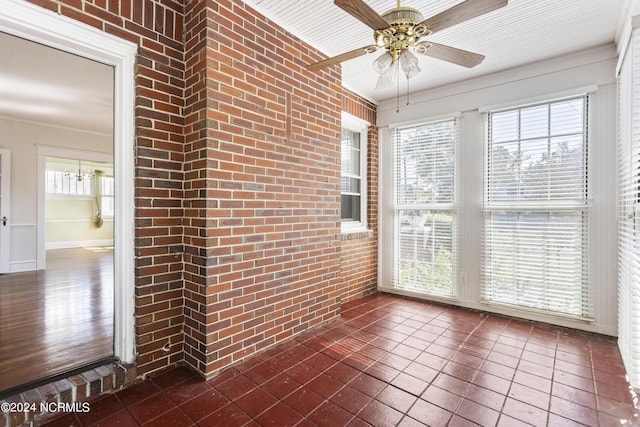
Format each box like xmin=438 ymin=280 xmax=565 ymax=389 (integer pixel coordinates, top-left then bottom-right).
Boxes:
xmin=46 ymin=239 xmax=114 ymax=250
xmin=9 ymin=260 xmax=38 ymax=273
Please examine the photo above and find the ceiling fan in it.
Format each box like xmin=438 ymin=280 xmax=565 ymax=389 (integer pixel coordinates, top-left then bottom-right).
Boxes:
xmin=307 ymin=0 xmax=508 ymax=89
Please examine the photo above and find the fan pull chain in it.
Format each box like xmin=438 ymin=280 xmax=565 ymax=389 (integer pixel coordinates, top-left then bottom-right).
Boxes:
xmin=406 ymin=77 xmax=410 ymax=107
xmin=396 ymin=71 xmax=400 ymax=113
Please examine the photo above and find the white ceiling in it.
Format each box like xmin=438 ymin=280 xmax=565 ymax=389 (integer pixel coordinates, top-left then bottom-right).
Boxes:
xmin=0 ymin=1 xmax=628 ymax=135
xmin=0 ymin=31 xmax=113 ymax=135
xmin=243 ymin=0 xmax=627 ymax=103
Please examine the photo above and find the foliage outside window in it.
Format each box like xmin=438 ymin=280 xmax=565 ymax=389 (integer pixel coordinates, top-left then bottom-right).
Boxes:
xmin=483 ymin=96 xmax=591 ymax=319
xmin=394 ymin=120 xmax=456 ymax=297
xmin=341 ymin=113 xmax=368 ymax=232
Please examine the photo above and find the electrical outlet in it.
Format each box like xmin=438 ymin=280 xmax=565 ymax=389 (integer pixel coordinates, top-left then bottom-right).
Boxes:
xmin=459 ymin=272 xmax=468 ymax=284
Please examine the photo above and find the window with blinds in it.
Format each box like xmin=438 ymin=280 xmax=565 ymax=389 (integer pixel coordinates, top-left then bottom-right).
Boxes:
xmin=393 ymin=120 xmax=456 ymax=297
xmin=341 ymin=128 xmax=362 ymax=223
xmin=483 ymin=96 xmax=592 ymax=319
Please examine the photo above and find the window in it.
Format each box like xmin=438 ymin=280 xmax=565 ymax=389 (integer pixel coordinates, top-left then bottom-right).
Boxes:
xmin=100 ymin=175 xmax=115 ymax=218
xmin=46 ymin=169 xmax=93 ymax=196
xmin=341 ymin=113 xmax=368 ymax=231
xmin=393 ymin=119 xmax=456 ymax=297
xmin=483 ymin=96 xmax=591 ymax=319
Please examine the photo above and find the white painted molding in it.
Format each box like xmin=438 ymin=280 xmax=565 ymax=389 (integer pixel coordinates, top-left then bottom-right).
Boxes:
xmin=0 ymin=0 xmax=137 ymax=364
xmin=46 ymin=239 xmax=114 ymax=250
xmin=10 ymin=260 xmax=37 ymax=273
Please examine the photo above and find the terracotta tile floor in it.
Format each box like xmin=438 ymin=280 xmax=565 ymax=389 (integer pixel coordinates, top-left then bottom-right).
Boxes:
xmin=43 ymin=294 xmax=639 ymax=426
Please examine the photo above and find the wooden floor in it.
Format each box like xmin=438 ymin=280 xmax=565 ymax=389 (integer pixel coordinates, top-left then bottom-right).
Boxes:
xmin=0 ymin=247 xmax=113 ymax=392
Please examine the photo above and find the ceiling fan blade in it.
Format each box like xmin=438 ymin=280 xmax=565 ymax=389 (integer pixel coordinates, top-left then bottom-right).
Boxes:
xmin=335 ymin=0 xmax=390 ymax=31
xmin=420 ymin=0 xmax=508 ymax=34
xmin=416 ymin=42 xmax=485 ymax=68
xmin=307 ymin=46 xmax=376 ymax=72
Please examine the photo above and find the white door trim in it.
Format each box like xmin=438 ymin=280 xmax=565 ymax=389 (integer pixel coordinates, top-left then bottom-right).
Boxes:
xmin=0 ymin=0 xmax=137 ymax=364
xmin=0 ymin=148 xmax=10 ymax=273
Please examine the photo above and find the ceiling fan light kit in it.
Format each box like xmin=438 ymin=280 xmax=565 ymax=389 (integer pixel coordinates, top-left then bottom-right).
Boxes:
xmin=307 ymin=0 xmax=508 ymax=108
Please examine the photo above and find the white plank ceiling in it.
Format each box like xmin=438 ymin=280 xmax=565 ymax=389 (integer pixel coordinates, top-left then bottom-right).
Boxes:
xmin=242 ymin=0 xmax=627 ymax=103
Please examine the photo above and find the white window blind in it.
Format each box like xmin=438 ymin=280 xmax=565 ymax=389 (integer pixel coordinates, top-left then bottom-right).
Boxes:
xmin=393 ymin=120 xmax=456 ymax=297
xmin=483 ymin=96 xmax=592 ymax=319
xmin=617 ymin=33 xmax=640 ymax=388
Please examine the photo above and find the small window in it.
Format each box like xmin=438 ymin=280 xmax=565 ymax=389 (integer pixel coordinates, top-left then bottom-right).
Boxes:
xmin=341 ymin=113 xmax=368 ymax=232
xmin=101 ymin=176 xmax=115 ymax=218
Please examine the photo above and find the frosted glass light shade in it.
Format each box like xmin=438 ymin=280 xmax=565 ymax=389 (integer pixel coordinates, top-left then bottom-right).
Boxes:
xmin=373 ymin=52 xmax=393 ymax=75
xmin=376 ymin=61 xmax=398 ymax=90
xmin=400 ymin=50 xmax=420 ymax=79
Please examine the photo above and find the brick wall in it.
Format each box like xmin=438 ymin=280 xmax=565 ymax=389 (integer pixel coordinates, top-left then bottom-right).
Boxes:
xmin=340 ymin=90 xmax=379 ymax=302
xmin=181 ymin=0 xmax=344 ymax=377
xmin=20 ymin=0 xmax=375 ymax=389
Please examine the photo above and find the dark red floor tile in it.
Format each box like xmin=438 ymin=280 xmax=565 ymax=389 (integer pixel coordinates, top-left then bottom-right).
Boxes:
xmin=264 ymin=352 xmax=300 ymax=372
xmin=407 ymin=399 xmax=453 ymax=426
xmin=502 ymin=398 xmax=548 ymax=426
xmin=422 ymin=384 xmax=463 ymax=413
xmin=196 ymin=403 xmax=252 ymax=427
xmin=455 ymin=397 xmax=499 ymax=426
xmin=449 ymin=414 xmax=480 ymax=427
xmin=595 ymin=379 xmax=636 ymax=404
xmin=330 ymin=385 xmax=372 ymax=415
xmin=77 ymin=395 xmax=125 ymax=425
xmin=151 ymin=366 xmax=196 ymax=390
xmin=596 ymin=395 xmax=639 ymax=420
xmin=285 ymin=343 xmax=317 ymax=361
xmin=254 ymin=402 xmax=304 ymax=427
xmin=141 ymin=407 xmax=193 ymax=427
xmin=556 ymin=349 xmax=591 ymax=367
xmin=179 ymin=388 xmax=229 ymax=422
xmin=480 ymin=360 xmax=515 ymax=381
xmin=397 ymin=415 xmax=428 ymax=427
xmin=243 ymin=362 xmax=279 ymax=385
xmin=432 ymin=373 xmax=471 ymax=398
xmin=41 ymin=413 xmax=80 ymax=427
xmin=472 ymin=371 xmax=511 ymax=396
xmin=214 ymin=374 xmax=257 ymax=401
xmin=507 ymin=383 xmax=550 ymax=410
xmin=513 ymin=370 xmax=552 ymax=394
xmin=261 ymin=374 xmax=300 ymax=400
xmin=325 ymin=362 xmax=360 ymax=384
xmin=348 ymin=373 xmax=387 ymax=398
xmin=464 ymin=383 xmax=506 ymax=413
xmin=285 ymin=363 xmax=321 ymax=384
xmin=485 ymin=350 xmax=519 ymax=369
xmin=390 ymin=372 xmax=430 ymax=396
xmin=345 ymin=416 xmax=374 ymax=427
xmin=306 ymin=352 xmax=337 ymax=372
xmin=364 ymin=362 xmax=401 ymax=383
xmin=233 ymin=387 xmax=277 ymax=418
xmin=282 ymin=387 xmax=324 ymax=415
xmin=115 ymin=380 xmax=162 ymax=407
xmin=553 ymin=370 xmax=594 ymax=393
xmin=402 ymin=336 xmax=431 ymax=351
xmin=518 ymin=359 xmax=553 ymax=380
xmin=91 ymin=410 xmax=139 ymax=427
xmin=442 ymin=361 xmax=479 ymax=383
xmin=358 ymin=399 xmax=403 ymax=426
xmin=520 ymin=350 xmax=554 ymax=368
xmin=551 ymin=382 xmax=595 ymax=408
xmin=309 ymin=401 xmax=354 ymax=426
xmin=598 ymin=410 xmax=640 ymax=427
xmin=549 ymin=396 xmax=598 ymax=426
xmin=378 ymin=353 xmax=412 ymax=371
xmin=546 ymin=413 xmax=584 ymax=427
xmin=127 ymin=393 xmax=176 ymax=424
xmin=376 ymin=385 xmax=417 ymax=414
xmin=307 ymin=373 xmax=344 ymax=399
xmin=403 ymin=362 xmax=439 ymax=386
xmin=165 ymin=376 xmax=213 ymax=405
xmin=496 ymin=414 xmax=532 ymax=427
xmin=414 ymin=351 xmax=447 ymax=371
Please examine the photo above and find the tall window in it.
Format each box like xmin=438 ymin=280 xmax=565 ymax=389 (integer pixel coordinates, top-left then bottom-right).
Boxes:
xmin=483 ymin=96 xmax=591 ymax=319
xmin=341 ymin=113 xmax=368 ymax=231
xmin=393 ymin=120 xmax=456 ymax=297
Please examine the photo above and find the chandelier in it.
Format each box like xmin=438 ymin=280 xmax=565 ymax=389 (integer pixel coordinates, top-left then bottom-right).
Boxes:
xmin=64 ymin=160 xmax=94 ymax=182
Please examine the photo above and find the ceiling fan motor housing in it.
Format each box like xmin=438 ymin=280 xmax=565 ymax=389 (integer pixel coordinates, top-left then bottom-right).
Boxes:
xmin=376 ymin=7 xmax=430 ymax=58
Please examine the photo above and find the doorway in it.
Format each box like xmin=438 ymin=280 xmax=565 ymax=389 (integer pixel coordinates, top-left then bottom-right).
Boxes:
xmin=0 ymin=0 xmax=136 ymax=394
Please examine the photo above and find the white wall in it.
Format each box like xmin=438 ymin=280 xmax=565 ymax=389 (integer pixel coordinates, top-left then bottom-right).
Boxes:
xmin=378 ymin=44 xmax=619 ymax=335
xmin=0 ymin=117 xmax=112 ymax=271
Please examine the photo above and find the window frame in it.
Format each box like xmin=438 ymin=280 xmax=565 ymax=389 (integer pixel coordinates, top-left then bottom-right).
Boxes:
xmin=341 ymin=112 xmax=369 ymax=233
xmin=482 ymin=95 xmax=592 ymax=320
